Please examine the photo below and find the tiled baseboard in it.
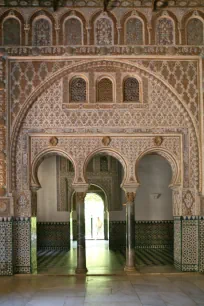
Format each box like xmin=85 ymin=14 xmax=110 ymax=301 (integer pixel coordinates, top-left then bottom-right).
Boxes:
xmin=37 ymin=222 xmax=70 ymax=251
xmin=109 ymin=220 xmax=174 ymax=250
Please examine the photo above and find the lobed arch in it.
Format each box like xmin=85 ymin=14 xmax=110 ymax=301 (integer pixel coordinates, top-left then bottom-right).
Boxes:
xmin=59 ymin=10 xmax=87 ymax=45
xmin=83 ymin=148 xmax=128 ymax=187
xmin=31 ymin=148 xmax=76 ymax=190
xmin=151 ymin=10 xmax=179 ymax=45
xmin=28 ymin=9 xmax=56 ymax=45
xmin=180 ymin=10 xmax=204 ymax=45
xmin=90 ymin=10 xmax=118 ymax=45
xmin=10 ymin=59 xmax=200 ymax=192
xmin=135 ymin=148 xmax=180 ymax=188
xmin=0 ymin=9 xmax=25 ymax=45
xmin=120 ymin=10 xmax=148 ymax=45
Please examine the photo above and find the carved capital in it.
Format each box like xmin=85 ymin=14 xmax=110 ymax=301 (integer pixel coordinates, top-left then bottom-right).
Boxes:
xmin=76 ymin=192 xmax=86 ymax=204
xmin=126 ymin=192 xmax=136 ymax=203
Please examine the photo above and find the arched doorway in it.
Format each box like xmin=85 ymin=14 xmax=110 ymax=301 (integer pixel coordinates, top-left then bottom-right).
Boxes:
xmin=85 ymin=192 xmax=105 ymax=240
xmin=135 ymin=153 xmax=175 ymax=272
xmin=82 ymin=153 xmax=125 ymax=273
xmin=36 ymin=154 xmax=75 ymax=274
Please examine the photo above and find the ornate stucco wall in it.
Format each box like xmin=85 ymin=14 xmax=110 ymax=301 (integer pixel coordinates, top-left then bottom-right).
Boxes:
xmin=0 ymin=1 xmax=203 ymax=274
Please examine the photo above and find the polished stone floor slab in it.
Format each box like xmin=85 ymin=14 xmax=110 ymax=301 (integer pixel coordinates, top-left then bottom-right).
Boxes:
xmin=0 ymin=274 xmax=204 ymax=306
xmin=37 ymin=240 xmax=176 ymax=275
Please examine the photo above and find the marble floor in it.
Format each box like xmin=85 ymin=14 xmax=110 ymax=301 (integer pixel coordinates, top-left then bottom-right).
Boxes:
xmin=38 ymin=240 xmax=176 ymax=275
xmin=38 ymin=240 xmax=125 ymax=275
xmin=0 ymin=274 xmax=204 ymax=305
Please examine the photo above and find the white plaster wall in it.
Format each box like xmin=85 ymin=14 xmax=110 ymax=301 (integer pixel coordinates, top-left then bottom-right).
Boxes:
xmin=37 ymin=156 xmax=70 ymax=222
xmin=135 ymin=154 xmax=173 ymax=220
xmin=109 ymin=206 xmax=126 ymax=221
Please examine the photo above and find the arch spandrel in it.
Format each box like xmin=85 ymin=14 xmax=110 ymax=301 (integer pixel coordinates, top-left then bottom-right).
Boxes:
xmin=10 ymin=59 xmax=200 ymax=140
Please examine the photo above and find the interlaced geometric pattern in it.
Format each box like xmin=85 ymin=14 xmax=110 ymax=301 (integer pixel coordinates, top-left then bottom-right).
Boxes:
xmin=13 ymin=219 xmax=31 ymax=273
xmin=3 ymin=18 xmax=20 ymax=45
xmin=97 ymin=78 xmax=113 ymax=102
xmin=182 ymin=220 xmax=198 ymax=271
xmin=33 ymin=18 xmax=51 ymax=46
xmin=37 ymin=222 xmax=70 ymax=250
xmin=124 ymin=77 xmax=139 ymax=102
xmin=187 ymin=18 xmax=203 ymax=45
xmin=70 ymin=77 xmax=86 ymax=102
xmin=137 ymin=60 xmax=199 ymax=121
xmin=0 ymin=221 xmax=13 ymax=275
xmin=156 ymin=18 xmax=174 ymax=45
xmin=95 ymin=17 xmax=113 ymax=45
xmin=100 ymin=156 xmax=108 ymax=171
xmin=126 ymin=18 xmax=143 ymax=45
xmin=174 ymin=218 xmax=182 ymax=269
xmin=199 ymin=219 xmax=204 ymax=272
xmin=10 ymin=61 xmax=71 ymax=123
xmin=10 ymin=60 xmax=199 ymax=126
xmin=64 ymin=18 xmax=82 ymax=45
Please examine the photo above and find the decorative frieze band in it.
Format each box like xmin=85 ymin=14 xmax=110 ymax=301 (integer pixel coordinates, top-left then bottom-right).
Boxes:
xmin=2 ymin=45 xmax=204 ymax=57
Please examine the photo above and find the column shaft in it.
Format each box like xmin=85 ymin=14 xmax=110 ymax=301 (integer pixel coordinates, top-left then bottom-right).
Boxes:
xmin=76 ymin=192 xmax=88 ymax=274
xmin=125 ymin=192 xmax=136 ymax=271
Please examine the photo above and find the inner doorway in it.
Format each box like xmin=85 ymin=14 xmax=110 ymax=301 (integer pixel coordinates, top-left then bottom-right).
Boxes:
xmin=135 ymin=153 xmax=176 ymax=273
xmin=85 ymin=193 xmax=104 ymax=240
xmin=36 ymin=154 xmax=75 ymax=274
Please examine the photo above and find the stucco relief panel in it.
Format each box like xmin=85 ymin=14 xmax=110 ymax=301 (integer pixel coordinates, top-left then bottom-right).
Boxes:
xmin=134 ymin=60 xmax=199 ymax=123
xmin=29 ymin=135 xmax=181 ymax=186
xmin=9 ymin=59 xmax=200 ymax=129
xmin=10 ymin=60 xmax=73 ymax=126
xmin=12 ymin=58 xmax=200 ymax=216
xmin=15 ymin=69 xmax=198 ymax=187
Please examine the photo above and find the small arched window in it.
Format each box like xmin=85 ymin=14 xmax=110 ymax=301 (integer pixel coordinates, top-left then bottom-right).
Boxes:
xmin=156 ymin=17 xmax=174 ymax=45
xmin=97 ymin=78 xmax=113 ymax=102
xmin=64 ymin=17 xmax=82 ymax=45
xmin=187 ymin=18 xmax=203 ymax=45
xmin=95 ymin=16 xmax=113 ymax=45
xmin=124 ymin=77 xmax=140 ymax=102
xmin=33 ymin=18 xmax=52 ymax=46
xmin=126 ymin=17 xmax=143 ymax=45
xmin=3 ymin=18 xmax=20 ymax=45
xmin=70 ymin=77 xmax=86 ymax=102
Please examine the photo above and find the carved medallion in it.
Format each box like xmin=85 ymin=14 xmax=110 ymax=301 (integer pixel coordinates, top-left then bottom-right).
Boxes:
xmin=102 ymin=136 xmax=111 ymax=146
xmin=49 ymin=136 xmax=58 ymax=146
xmin=154 ymin=136 xmax=163 ymax=146
xmin=0 ymin=201 xmax=7 ymax=213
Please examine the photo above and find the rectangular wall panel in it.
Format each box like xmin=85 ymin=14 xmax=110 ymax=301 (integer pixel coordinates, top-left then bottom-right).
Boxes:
xmin=0 ymin=219 xmax=13 ymax=275
xmin=13 ymin=218 xmax=31 ymax=274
